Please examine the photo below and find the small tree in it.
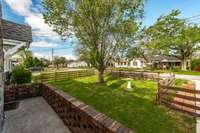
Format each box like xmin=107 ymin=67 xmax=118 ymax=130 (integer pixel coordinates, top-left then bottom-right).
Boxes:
xmin=24 ymin=56 xmax=45 ymax=68
xmin=43 ymin=0 xmax=144 ymax=82
xmin=53 ymin=56 xmax=60 ymax=69
xmin=60 ymin=57 xmax=67 ymax=67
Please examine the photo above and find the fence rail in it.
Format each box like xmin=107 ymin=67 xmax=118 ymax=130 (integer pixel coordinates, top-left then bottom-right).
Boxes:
xmin=34 ymin=70 xmax=95 ymax=82
xmin=157 ymin=75 xmax=200 ymax=117
xmin=106 ymin=70 xmax=160 ymax=80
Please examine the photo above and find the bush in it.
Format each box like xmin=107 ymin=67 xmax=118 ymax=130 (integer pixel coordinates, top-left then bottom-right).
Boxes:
xmin=11 ymin=66 xmax=32 ymax=84
xmin=191 ymin=59 xmax=200 ymax=70
xmin=194 ymin=66 xmax=200 ymax=71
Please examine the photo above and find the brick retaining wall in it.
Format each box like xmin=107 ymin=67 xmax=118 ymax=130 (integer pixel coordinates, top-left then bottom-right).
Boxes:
xmin=4 ymin=83 xmax=134 ymax=133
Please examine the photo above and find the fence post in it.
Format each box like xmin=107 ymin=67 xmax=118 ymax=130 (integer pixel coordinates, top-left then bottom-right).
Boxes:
xmin=55 ymin=72 xmax=57 ymax=82
xmin=195 ymin=81 xmax=200 ymax=109
xmin=40 ymin=73 xmax=43 ymax=83
xmin=195 ymin=81 xmax=200 ymax=133
xmin=77 ymin=71 xmax=79 ymax=78
xmin=141 ymin=72 xmax=144 ymax=80
xmin=156 ymin=72 xmax=161 ymax=105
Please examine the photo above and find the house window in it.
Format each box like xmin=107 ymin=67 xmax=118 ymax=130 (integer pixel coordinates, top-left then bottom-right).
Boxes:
xmin=133 ymin=61 xmax=138 ymax=66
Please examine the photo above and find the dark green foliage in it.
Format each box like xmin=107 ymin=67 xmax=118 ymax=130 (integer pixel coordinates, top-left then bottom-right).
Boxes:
xmin=11 ymin=66 xmax=32 ymax=84
xmin=24 ymin=56 xmax=45 ymax=68
xmin=191 ymin=59 xmax=200 ymax=70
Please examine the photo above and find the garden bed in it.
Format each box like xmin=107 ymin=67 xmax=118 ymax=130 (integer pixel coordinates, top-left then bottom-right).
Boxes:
xmin=50 ymin=75 xmax=196 ymax=133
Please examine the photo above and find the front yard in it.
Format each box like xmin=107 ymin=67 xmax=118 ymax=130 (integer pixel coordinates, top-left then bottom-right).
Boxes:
xmin=50 ymin=76 xmax=195 ymax=133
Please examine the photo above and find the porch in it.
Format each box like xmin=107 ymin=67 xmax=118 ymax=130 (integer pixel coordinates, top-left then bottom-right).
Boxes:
xmin=3 ymin=97 xmax=71 ymax=133
xmin=3 ymin=83 xmax=132 ymax=133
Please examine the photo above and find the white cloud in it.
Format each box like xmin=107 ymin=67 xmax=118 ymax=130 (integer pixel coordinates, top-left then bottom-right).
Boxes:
xmin=5 ymin=0 xmax=32 ymax=16
xmin=33 ymin=52 xmax=46 ymax=58
xmin=33 ymin=52 xmax=52 ymax=60
xmin=5 ymin=0 xmax=78 ymax=60
xmin=5 ymin=0 xmax=60 ymax=41
xmin=33 ymin=53 xmax=77 ymax=60
xmin=31 ymin=41 xmax=58 ymax=48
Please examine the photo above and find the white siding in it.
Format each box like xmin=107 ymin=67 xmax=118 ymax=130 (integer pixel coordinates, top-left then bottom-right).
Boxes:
xmin=114 ymin=59 xmax=146 ymax=68
xmin=68 ymin=61 xmax=88 ymax=68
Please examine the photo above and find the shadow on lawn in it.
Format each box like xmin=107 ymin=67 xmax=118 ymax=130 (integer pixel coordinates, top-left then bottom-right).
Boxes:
xmin=50 ymin=77 xmax=195 ymax=133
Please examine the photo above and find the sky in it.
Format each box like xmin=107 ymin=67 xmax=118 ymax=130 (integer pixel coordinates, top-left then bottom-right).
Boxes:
xmin=3 ymin=0 xmax=200 ymax=60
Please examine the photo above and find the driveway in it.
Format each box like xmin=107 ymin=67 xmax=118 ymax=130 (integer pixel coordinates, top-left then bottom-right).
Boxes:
xmin=160 ymin=73 xmax=200 ymax=81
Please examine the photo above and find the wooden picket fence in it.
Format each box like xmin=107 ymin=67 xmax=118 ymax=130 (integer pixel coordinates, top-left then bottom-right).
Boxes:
xmin=34 ymin=70 xmax=95 ymax=82
xmin=157 ymin=74 xmax=200 ymax=117
xmin=106 ymin=69 xmax=160 ymax=81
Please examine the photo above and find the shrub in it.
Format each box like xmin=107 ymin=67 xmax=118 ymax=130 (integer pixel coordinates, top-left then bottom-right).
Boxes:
xmin=11 ymin=66 xmax=32 ymax=84
xmin=191 ymin=59 xmax=200 ymax=70
xmin=194 ymin=66 xmax=200 ymax=71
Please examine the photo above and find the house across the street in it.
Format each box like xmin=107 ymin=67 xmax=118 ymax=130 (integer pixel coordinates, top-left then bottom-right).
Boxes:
xmin=67 ymin=61 xmax=88 ymax=68
xmin=113 ymin=58 xmax=147 ymax=69
xmin=153 ymin=55 xmax=190 ymax=69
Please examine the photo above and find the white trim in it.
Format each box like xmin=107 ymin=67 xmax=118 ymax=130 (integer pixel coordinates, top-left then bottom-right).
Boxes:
xmin=3 ymin=39 xmax=27 ymax=46
xmin=3 ymin=40 xmax=27 ymax=71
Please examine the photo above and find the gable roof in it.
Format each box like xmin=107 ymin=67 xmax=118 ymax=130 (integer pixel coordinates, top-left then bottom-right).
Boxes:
xmin=1 ymin=19 xmax=32 ymax=43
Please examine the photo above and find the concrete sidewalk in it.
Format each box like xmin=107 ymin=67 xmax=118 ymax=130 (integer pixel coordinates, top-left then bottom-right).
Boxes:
xmin=3 ymin=97 xmax=71 ymax=133
xmin=160 ymin=73 xmax=200 ymax=81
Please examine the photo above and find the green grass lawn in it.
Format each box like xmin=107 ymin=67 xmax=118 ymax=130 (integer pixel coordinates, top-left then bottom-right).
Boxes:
xmin=50 ymin=76 xmax=196 ymax=133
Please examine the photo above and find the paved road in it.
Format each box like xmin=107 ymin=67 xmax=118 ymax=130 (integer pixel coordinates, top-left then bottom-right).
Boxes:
xmin=160 ymin=73 xmax=200 ymax=81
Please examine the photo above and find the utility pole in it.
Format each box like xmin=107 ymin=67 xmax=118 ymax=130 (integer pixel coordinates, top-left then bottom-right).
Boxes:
xmin=0 ymin=0 xmax=4 ymax=131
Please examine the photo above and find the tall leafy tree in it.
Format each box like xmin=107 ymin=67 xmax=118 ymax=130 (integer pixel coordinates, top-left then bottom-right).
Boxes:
xmin=42 ymin=0 xmax=144 ymax=82
xmin=144 ymin=10 xmax=200 ymax=70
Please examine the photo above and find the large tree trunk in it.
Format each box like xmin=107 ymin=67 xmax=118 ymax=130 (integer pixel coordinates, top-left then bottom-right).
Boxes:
xmin=97 ymin=69 xmax=104 ymax=83
xmin=181 ymin=59 xmax=187 ymax=71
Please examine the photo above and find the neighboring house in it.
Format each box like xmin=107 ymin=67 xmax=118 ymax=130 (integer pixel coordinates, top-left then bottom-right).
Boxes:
xmin=114 ymin=58 xmax=146 ymax=69
xmin=2 ymin=20 xmax=32 ymax=71
xmin=68 ymin=61 xmax=88 ymax=68
xmin=153 ymin=55 xmax=189 ymax=69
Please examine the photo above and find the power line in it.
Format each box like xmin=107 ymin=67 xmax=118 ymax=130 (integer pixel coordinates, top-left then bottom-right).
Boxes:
xmin=184 ymin=14 xmax=200 ymax=20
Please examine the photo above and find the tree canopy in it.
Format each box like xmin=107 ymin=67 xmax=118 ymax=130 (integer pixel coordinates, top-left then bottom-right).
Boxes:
xmin=43 ymin=0 xmax=144 ymax=82
xmin=128 ymin=10 xmax=200 ymax=70
xmin=23 ymin=51 xmax=47 ymax=69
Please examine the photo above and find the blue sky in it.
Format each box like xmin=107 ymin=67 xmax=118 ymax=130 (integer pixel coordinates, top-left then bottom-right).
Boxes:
xmin=3 ymin=0 xmax=200 ymax=60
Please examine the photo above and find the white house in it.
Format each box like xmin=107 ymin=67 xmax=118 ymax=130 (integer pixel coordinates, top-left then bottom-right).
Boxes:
xmin=114 ymin=58 xmax=146 ymax=69
xmin=68 ymin=61 xmax=88 ymax=68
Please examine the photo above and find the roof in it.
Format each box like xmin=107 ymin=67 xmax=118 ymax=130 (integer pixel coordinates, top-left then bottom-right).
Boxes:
xmin=154 ymin=56 xmax=181 ymax=63
xmin=1 ymin=19 xmax=32 ymax=42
